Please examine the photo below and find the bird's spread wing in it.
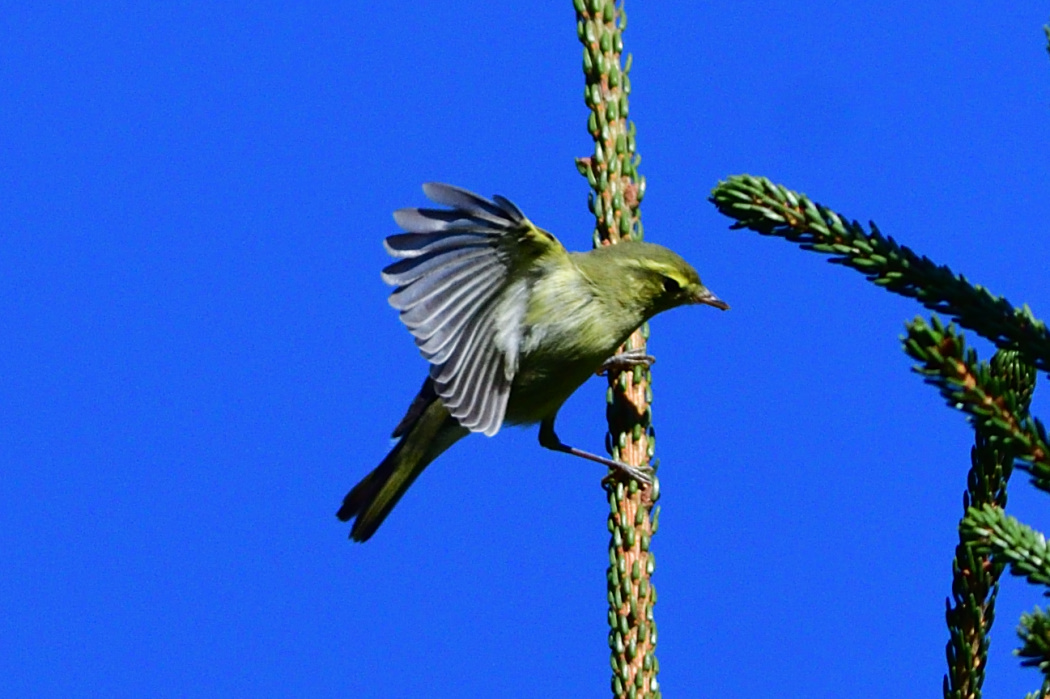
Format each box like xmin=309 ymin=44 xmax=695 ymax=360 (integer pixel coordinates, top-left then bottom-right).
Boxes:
xmin=383 ymin=183 xmax=564 ymax=436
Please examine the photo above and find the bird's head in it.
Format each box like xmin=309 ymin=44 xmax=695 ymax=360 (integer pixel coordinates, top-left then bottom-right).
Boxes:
xmin=592 ymin=241 xmax=729 ymax=318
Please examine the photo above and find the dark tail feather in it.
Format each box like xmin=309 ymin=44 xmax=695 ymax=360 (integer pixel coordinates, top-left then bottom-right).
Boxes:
xmin=336 ymin=384 xmax=467 ymax=542
xmin=336 ymin=442 xmax=411 ymax=541
xmin=335 ymin=443 xmax=396 ymax=522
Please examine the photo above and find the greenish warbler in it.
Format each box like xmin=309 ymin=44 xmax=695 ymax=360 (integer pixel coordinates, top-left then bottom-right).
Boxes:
xmin=337 ymin=183 xmax=727 ymax=541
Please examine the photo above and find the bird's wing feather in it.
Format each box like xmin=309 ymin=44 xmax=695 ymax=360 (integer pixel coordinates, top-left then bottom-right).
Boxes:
xmin=383 ymin=182 xmax=565 ymax=436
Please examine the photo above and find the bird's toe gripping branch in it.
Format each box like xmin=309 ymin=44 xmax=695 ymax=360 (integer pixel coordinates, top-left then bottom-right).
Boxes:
xmin=538 ymin=415 xmax=654 ymax=485
xmin=597 ymin=347 xmax=656 ymax=377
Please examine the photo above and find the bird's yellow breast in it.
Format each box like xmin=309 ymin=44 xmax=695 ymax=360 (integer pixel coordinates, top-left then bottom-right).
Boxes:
xmin=502 ymin=256 xmax=642 ymax=425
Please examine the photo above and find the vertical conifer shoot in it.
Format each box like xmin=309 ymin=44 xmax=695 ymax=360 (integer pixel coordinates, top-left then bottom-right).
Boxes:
xmin=943 ymin=349 xmax=1035 ymax=699
xmin=572 ymin=1 xmax=659 ymax=696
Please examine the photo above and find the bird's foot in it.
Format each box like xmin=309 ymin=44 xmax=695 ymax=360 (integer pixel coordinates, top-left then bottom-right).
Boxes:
xmin=539 ymin=417 xmax=653 ymax=485
xmin=597 ymin=347 xmax=656 ymax=376
xmin=601 ymin=460 xmax=654 ymax=487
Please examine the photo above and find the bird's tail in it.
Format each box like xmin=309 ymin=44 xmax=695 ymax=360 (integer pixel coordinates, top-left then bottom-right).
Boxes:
xmin=337 ymin=379 xmax=468 ymax=542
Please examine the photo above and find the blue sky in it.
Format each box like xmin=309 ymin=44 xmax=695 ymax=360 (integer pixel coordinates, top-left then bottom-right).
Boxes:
xmin=3 ymin=2 xmax=1050 ymax=697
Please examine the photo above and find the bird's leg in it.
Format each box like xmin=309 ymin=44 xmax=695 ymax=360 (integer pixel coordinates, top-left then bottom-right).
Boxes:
xmin=596 ymin=347 xmax=656 ymax=376
xmin=538 ymin=416 xmax=653 ymax=484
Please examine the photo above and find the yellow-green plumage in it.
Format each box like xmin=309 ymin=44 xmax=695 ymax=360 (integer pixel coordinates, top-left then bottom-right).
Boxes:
xmin=337 ymin=184 xmax=727 ymax=541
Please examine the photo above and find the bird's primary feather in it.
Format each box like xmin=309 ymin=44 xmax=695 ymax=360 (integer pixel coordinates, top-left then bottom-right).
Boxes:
xmin=382 ymin=182 xmax=566 ymax=437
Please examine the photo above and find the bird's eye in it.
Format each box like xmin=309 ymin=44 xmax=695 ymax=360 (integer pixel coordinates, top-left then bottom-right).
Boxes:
xmin=662 ymin=276 xmax=681 ymax=293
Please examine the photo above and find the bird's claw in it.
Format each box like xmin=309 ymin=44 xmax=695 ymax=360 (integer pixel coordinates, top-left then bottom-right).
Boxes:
xmin=597 ymin=348 xmax=656 ymax=376
xmin=601 ymin=460 xmax=654 ymax=487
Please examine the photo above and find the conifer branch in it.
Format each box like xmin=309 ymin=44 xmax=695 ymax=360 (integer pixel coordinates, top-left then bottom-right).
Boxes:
xmin=709 ymin=175 xmax=1050 ymax=372
xmin=962 ymin=505 xmax=1050 ymax=592
xmin=903 ymin=317 xmax=1050 ymax=491
xmin=574 ymin=0 xmax=660 ymax=696
xmin=1017 ymin=609 xmax=1050 ymax=687
xmin=943 ymin=350 xmax=1035 ymax=699
xmin=959 ymin=506 xmax=1050 ymax=693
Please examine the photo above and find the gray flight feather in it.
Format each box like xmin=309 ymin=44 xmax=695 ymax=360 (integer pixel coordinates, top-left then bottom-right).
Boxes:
xmin=384 ymin=230 xmax=500 ymax=258
xmin=383 ymin=183 xmax=542 ymax=437
xmin=421 ymin=183 xmax=511 ymax=220
xmin=491 ymin=195 xmax=525 ymax=223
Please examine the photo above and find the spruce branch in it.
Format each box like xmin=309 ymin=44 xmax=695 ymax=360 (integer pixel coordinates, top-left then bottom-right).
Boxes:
xmin=902 ymin=316 xmax=1050 ymax=491
xmin=961 ymin=505 xmax=1050 ymax=590
xmin=709 ymin=175 xmax=1050 ymax=372
xmin=1019 ymin=609 xmax=1050 ymax=697
xmin=574 ymin=0 xmax=659 ymax=696
xmin=961 ymin=506 xmax=1050 ymax=693
xmin=944 ymin=537 xmax=1000 ymax=699
xmin=943 ymin=350 xmax=1036 ymax=699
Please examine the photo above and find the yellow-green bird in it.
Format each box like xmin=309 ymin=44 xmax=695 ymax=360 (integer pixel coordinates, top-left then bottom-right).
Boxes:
xmin=337 ymin=183 xmax=728 ymax=541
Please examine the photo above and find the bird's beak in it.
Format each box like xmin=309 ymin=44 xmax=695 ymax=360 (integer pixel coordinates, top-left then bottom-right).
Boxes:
xmin=694 ymin=288 xmax=730 ymax=310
